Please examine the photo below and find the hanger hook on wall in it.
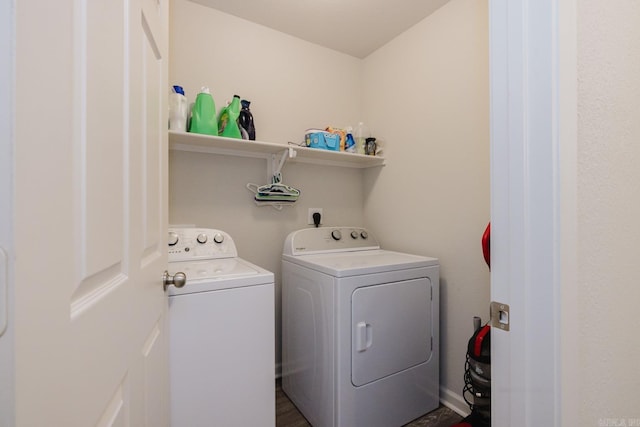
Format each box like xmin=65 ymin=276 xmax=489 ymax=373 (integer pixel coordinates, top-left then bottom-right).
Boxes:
xmin=247 ymin=147 xmax=301 ymax=210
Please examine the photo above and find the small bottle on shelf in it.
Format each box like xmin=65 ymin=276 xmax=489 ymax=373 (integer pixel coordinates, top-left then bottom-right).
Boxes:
xmin=355 ymin=122 xmax=369 ymax=155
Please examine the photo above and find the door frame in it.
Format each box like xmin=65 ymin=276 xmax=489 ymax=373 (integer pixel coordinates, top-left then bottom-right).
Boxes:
xmin=0 ymin=0 xmax=14 ymax=425
xmin=489 ymin=0 xmax=577 ymax=426
xmin=0 ymin=0 xmax=15 ymax=426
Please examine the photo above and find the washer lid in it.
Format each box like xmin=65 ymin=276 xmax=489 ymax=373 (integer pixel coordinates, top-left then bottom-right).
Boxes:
xmin=167 ymin=257 xmax=274 ymax=295
xmin=283 ymin=249 xmax=438 ymax=277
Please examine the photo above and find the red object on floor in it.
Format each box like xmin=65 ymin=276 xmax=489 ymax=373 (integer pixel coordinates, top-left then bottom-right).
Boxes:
xmin=451 ymin=412 xmax=491 ymax=427
xmin=473 ymin=324 xmax=491 ymax=358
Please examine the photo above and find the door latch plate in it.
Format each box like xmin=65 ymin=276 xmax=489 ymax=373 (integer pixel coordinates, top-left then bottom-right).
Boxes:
xmin=490 ymin=301 xmax=510 ymax=331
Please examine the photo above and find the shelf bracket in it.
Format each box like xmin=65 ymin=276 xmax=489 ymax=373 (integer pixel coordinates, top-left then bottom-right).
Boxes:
xmin=268 ymin=147 xmax=297 ymax=181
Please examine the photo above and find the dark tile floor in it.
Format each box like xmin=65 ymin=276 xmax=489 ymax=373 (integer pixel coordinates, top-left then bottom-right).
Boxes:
xmin=276 ymin=382 xmax=463 ymax=427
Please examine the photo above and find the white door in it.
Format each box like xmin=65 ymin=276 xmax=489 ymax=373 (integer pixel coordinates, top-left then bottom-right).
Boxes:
xmin=489 ymin=0 xmax=574 ymax=425
xmin=12 ymin=0 xmax=169 ymax=425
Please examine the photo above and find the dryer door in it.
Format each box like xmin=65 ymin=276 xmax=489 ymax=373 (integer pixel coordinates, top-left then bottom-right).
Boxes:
xmin=351 ymin=278 xmax=432 ymax=387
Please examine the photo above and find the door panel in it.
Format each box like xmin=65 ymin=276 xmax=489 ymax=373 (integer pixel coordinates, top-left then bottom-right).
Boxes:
xmin=142 ymin=322 xmax=166 ymax=427
xmin=351 ymin=278 xmax=432 ymax=387
xmin=96 ymin=383 xmax=127 ymax=427
xmin=141 ymin=5 xmax=163 ymax=257
xmin=70 ymin=0 xmax=126 ymax=313
xmin=83 ymin=0 xmax=125 ymax=276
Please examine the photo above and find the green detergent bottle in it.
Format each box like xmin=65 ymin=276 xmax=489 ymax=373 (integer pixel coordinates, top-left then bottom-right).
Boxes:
xmin=218 ymin=94 xmax=242 ymax=139
xmin=189 ymin=87 xmax=218 ymax=135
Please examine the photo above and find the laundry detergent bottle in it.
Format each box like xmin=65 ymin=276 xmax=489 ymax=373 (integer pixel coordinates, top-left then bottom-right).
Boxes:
xmin=238 ymin=99 xmax=256 ymax=140
xmin=189 ymin=87 xmax=218 ymax=135
xmin=168 ymin=85 xmax=188 ymax=131
xmin=218 ymin=94 xmax=242 ymax=139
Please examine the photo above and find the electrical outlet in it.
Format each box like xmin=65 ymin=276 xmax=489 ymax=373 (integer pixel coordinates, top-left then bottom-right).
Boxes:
xmin=308 ymin=208 xmax=323 ymax=225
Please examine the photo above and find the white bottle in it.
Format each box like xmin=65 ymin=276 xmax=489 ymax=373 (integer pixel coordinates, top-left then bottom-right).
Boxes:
xmin=169 ymin=85 xmax=189 ymax=131
xmin=355 ymin=122 xmax=369 ymax=155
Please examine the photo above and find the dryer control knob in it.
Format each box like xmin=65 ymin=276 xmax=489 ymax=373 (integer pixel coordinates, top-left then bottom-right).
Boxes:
xmin=331 ymin=230 xmax=342 ymax=241
xmin=168 ymin=231 xmax=179 ymax=246
xmin=351 ymin=231 xmax=359 ymax=239
xmin=196 ymin=233 xmax=208 ymax=244
xmin=213 ymin=233 xmax=224 ymax=244
xmin=360 ymin=231 xmax=368 ymax=239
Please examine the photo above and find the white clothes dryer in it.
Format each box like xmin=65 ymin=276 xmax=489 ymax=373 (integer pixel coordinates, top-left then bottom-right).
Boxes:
xmin=167 ymin=227 xmax=275 ymax=427
xmin=281 ymin=227 xmax=439 ymax=427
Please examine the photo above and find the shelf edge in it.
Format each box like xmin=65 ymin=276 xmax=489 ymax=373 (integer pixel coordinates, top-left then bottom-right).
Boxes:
xmin=168 ymin=131 xmax=385 ymax=168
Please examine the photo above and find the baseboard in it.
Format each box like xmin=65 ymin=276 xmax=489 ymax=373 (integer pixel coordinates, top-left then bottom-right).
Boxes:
xmin=440 ymin=386 xmax=471 ymax=417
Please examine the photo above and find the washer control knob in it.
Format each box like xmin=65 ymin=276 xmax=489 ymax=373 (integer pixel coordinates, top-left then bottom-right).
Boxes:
xmin=351 ymin=231 xmax=359 ymax=239
xmin=360 ymin=231 xmax=368 ymax=239
xmin=196 ymin=233 xmax=208 ymax=244
xmin=168 ymin=231 xmax=179 ymax=246
xmin=213 ymin=233 xmax=224 ymax=244
xmin=331 ymin=230 xmax=342 ymax=241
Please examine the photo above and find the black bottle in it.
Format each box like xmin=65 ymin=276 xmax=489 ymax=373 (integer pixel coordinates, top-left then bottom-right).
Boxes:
xmin=238 ymin=99 xmax=256 ymax=140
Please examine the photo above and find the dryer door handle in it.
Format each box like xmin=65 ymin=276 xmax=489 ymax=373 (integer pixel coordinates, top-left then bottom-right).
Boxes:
xmin=355 ymin=322 xmax=373 ymax=352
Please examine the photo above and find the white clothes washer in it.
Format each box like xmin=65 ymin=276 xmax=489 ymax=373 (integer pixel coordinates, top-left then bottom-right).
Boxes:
xmin=167 ymin=227 xmax=275 ymax=427
xmin=281 ymin=227 xmax=439 ymax=427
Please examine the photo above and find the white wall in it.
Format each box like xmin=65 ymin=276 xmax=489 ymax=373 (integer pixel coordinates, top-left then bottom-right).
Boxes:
xmin=576 ymin=0 xmax=640 ymax=423
xmin=169 ymin=0 xmax=490 ymax=410
xmin=362 ymin=0 xmax=489 ymax=412
xmin=169 ymin=0 xmax=363 ymax=144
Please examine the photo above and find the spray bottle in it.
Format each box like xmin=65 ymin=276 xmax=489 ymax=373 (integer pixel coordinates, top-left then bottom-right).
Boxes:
xmin=344 ymin=126 xmax=356 ymax=153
